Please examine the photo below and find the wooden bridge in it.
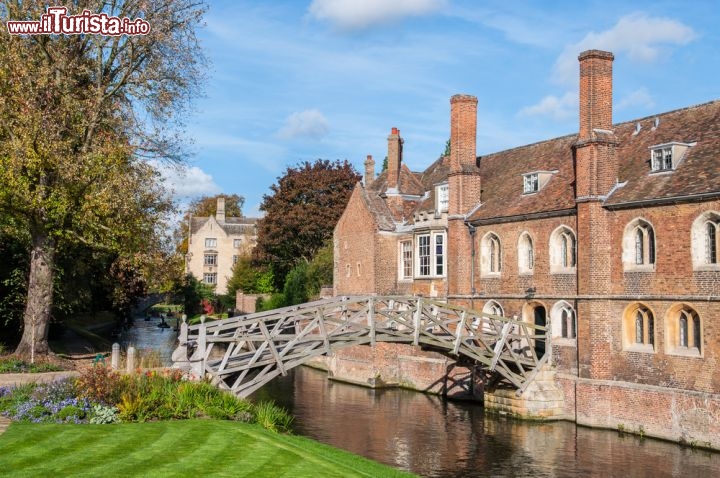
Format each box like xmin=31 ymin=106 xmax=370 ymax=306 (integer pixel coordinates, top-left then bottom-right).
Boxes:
xmin=171 ymin=296 xmax=548 ymax=398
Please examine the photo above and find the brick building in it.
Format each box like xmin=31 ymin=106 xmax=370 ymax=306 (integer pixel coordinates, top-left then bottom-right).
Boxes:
xmin=334 ymin=50 xmax=720 ymax=447
xmin=185 ymin=197 xmax=258 ymax=294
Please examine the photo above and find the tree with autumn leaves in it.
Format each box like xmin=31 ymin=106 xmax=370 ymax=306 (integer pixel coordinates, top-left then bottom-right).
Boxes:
xmin=254 ymin=159 xmax=360 ymax=292
xmin=0 ymin=1 xmax=207 ymax=359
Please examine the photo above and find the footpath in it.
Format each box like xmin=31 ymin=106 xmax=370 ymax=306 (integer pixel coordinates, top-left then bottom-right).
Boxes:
xmin=0 ymin=371 xmax=81 ymax=435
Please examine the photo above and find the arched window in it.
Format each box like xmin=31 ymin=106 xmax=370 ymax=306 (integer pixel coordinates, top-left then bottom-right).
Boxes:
xmin=622 ymin=303 xmax=654 ymax=352
xmin=666 ymin=305 xmax=702 ymax=356
xmin=483 ymin=300 xmax=504 ymax=317
xmin=551 ymin=301 xmax=576 ymax=342
xmin=706 ymin=220 xmax=718 ymax=264
xmin=691 ymin=212 xmax=720 ymax=270
xmin=550 ymin=226 xmax=576 ymax=272
xmin=480 ymin=233 xmax=502 ymax=276
xmin=518 ymin=232 xmax=534 ymax=274
xmin=622 ymin=219 xmax=656 ymax=270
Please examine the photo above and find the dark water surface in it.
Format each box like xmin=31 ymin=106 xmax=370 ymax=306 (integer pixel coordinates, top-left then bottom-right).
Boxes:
xmin=120 ymin=315 xmax=178 ymax=365
xmin=252 ymin=366 xmax=720 ymax=478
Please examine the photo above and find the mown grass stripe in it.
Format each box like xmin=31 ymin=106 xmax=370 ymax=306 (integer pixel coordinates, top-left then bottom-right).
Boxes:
xmin=0 ymin=420 xmax=415 ymax=477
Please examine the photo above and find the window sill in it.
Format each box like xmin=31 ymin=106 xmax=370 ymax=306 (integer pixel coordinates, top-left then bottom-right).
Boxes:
xmin=623 ymin=343 xmax=655 ymax=354
xmin=414 ymin=276 xmax=446 ymax=280
xmin=519 ymin=270 xmax=534 ymax=276
xmin=666 ymin=347 xmax=702 ymax=358
xmin=692 ymin=264 xmax=720 ymax=272
xmin=623 ymin=264 xmax=655 ymax=272
xmin=550 ymin=267 xmax=576 ymax=275
xmin=480 ymin=272 xmax=501 ymax=279
xmin=552 ymin=337 xmax=576 ymax=347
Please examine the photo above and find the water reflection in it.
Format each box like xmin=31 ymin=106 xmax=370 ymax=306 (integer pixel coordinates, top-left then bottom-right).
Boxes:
xmin=119 ymin=316 xmax=178 ymax=366
xmin=252 ymin=366 xmax=720 ymax=478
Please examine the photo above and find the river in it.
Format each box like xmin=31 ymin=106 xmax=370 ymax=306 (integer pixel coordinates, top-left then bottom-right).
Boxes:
xmin=251 ymin=366 xmax=720 ymax=478
xmin=126 ymin=320 xmax=720 ymax=477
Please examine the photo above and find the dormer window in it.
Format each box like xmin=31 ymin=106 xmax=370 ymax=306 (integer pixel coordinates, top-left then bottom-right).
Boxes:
xmin=649 ymin=142 xmax=694 ymax=172
xmin=523 ymin=173 xmax=539 ymax=193
xmin=436 ymin=183 xmax=449 ymax=213
xmin=522 ymin=170 xmax=556 ymax=194
xmin=651 ymin=147 xmax=672 ymax=171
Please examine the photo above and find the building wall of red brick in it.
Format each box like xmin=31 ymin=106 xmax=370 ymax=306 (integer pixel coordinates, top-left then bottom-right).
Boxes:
xmin=334 ymin=185 xmax=377 ymax=295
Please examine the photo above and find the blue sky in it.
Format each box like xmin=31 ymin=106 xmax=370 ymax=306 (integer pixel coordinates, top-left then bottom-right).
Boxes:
xmin=158 ymin=0 xmax=719 ymax=217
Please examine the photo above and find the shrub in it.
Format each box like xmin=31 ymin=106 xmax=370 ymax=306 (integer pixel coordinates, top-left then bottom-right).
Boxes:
xmin=253 ymin=401 xmax=294 ymax=433
xmin=76 ymin=364 xmax=124 ymax=405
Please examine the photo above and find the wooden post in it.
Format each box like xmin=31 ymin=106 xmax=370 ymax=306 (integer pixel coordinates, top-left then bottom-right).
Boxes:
xmin=126 ymin=346 xmax=136 ymax=374
xmin=111 ymin=343 xmax=120 ymax=369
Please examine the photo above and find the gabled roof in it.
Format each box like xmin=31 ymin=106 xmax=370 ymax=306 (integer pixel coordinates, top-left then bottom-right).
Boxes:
xmin=190 ymin=215 xmax=258 ymax=236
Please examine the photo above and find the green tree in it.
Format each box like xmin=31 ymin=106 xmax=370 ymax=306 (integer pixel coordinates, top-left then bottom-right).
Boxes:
xmin=306 ymin=241 xmax=333 ymax=298
xmin=0 ymin=1 xmax=207 ymax=359
xmin=226 ymin=256 xmax=275 ymax=296
xmin=255 ymin=159 xmax=360 ymax=288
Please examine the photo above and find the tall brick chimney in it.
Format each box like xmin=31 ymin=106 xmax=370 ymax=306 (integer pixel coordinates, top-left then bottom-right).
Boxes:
xmin=216 ymin=196 xmax=225 ymax=223
xmin=364 ymin=154 xmax=375 ymax=185
xmin=387 ymin=127 xmax=402 ymax=192
xmin=578 ymin=50 xmax=614 ymax=140
xmin=448 ymin=94 xmax=480 ymax=215
xmin=575 ymin=49 xmax=617 ymax=198
xmin=447 ymin=94 xmax=480 ymax=297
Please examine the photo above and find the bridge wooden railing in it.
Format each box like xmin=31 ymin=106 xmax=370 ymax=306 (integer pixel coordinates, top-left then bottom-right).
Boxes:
xmin=172 ymin=296 xmax=548 ymax=398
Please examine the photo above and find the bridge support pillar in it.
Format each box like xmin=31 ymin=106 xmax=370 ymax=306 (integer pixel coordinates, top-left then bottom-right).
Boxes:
xmin=483 ymin=366 xmax=568 ymax=419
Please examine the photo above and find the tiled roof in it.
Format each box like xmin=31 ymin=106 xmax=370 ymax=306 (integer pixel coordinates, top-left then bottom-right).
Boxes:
xmin=468 ymin=99 xmax=720 ymax=221
xmin=190 ymin=216 xmax=258 ymax=235
xmin=467 ymin=134 xmax=577 ymax=222
xmin=606 ymin=100 xmax=720 ymax=206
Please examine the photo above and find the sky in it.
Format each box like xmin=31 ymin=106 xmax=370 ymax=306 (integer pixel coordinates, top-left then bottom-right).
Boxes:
xmin=158 ymin=0 xmax=720 ymax=217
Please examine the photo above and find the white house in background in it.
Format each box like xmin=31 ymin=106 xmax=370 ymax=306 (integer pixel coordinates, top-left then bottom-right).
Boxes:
xmin=185 ymin=197 xmax=258 ymax=294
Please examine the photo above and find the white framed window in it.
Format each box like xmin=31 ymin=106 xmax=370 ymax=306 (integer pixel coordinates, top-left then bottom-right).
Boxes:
xmin=518 ymin=232 xmax=534 ymax=274
xmin=436 ymin=183 xmax=449 ymax=213
xmin=203 ymin=273 xmax=217 ymax=285
xmin=692 ymin=212 xmax=720 ymax=270
xmin=523 ymin=173 xmax=539 ymax=194
xmin=233 ymin=238 xmax=242 ymax=248
xmin=204 ymin=254 xmax=217 ymax=266
xmin=435 ymin=234 xmax=444 ymax=275
xmin=651 ymin=147 xmax=672 ymax=171
xmin=416 ymin=232 xmax=446 ymax=278
xmin=550 ymin=226 xmax=576 ymax=273
xmin=480 ymin=232 xmax=502 ymax=276
xmin=622 ymin=219 xmax=655 ymax=270
xmin=399 ymin=240 xmax=413 ymax=280
xmin=551 ymin=301 xmax=576 ymax=342
xmin=205 ymin=237 xmax=217 ymax=248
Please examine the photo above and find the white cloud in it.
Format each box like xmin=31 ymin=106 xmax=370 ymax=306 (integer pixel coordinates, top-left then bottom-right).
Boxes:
xmin=151 ymin=161 xmax=222 ymax=199
xmin=308 ymin=0 xmax=446 ymax=30
xmin=553 ymin=13 xmax=696 ymax=85
xmin=616 ymin=87 xmax=655 ymax=111
xmin=518 ymin=91 xmax=577 ymax=121
xmin=277 ymin=109 xmax=329 ymax=139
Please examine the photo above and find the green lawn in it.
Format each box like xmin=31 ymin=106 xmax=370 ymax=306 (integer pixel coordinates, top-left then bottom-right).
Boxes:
xmin=0 ymin=419 xmax=415 ymax=477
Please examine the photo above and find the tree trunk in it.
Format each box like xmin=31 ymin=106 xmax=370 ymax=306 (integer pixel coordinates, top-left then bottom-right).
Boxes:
xmin=14 ymin=228 xmax=55 ymax=361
